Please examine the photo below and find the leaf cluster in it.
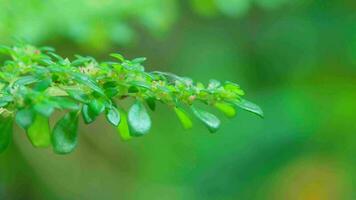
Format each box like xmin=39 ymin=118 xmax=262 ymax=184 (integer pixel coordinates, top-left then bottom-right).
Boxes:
xmin=0 ymin=43 xmax=263 ymax=154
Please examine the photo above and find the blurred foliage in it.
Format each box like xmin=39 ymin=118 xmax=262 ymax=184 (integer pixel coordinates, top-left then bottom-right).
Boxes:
xmin=0 ymin=0 xmax=291 ymax=51
xmin=1 ymin=0 xmax=356 ymax=200
xmin=190 ymin=0 xmax=291 ymax=17
xmin=0 ymin=0 xmax=178 ymax=49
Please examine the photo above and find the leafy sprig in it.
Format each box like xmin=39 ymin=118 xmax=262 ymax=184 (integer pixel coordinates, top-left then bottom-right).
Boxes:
xmin=0 ymin=43 xmax=263 ymax=154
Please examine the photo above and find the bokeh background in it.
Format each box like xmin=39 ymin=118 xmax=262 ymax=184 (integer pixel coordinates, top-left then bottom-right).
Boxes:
xmin=1 ymin=0 xmax=356 ymax=199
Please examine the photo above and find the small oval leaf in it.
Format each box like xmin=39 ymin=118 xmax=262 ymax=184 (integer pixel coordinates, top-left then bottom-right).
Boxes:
xmin=82 ymin=104 xmax=96 ymax=124
xmin=106 ymin=106 xmax=121 ymax=127
xmin=174 ymin=107 xmax=193 ymax=129
xmin=15 ymin=108 xmax=35 ymax=129
xmin=34 ymin=102 xmax=55 ymax=117
xmin=191 ymin=106 xmax=221 ymax=133
xmin=128 ymin=101 xmax=151 ymax=136
xmin=52 ymin=112 xmax=79 ymax=154
xmin=27 ymin=114 xmax=51 ymax=148
xmin=214 ymin=102 xmax=236 ymax=118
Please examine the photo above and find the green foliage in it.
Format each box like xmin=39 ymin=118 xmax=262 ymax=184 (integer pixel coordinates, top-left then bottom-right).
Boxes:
xmin=191 ymin=106 xmax=221 ymax=133
xmin=0 ymin=0 xmax=290 ymax=49
xmin=27 ymin=114 xmax=51 ymax=148
xmin=52 ymin=111 xmax=79 ymax=154
xmin=128 ymin=101 xmax=152 ymax=137
xmin=174 ymin=107 xmax=193 ymax=130
xmin=0 ymin=43 xmax=262 ymax=153
xmin=117 ymin=109 xmax=131 ymax=141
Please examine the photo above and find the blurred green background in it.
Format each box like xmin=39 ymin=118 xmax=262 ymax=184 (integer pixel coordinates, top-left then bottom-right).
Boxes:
xmin=1 ymin=0 xmax=356 ymax=199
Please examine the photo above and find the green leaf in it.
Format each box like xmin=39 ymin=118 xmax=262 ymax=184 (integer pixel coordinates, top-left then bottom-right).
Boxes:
xmin=117 ymin=109 xmax=131 ymax=141
xmin=0 ymin=95 xmax=13 ymax=108
xmin=110 ymin=53 xmax=125 ymax=62
xmin=214 ymin=102 xmax=236 ymax=118
xmin=13 ymin=76 xmax=38 ymax=86
xmin=130 ymin=81 xmax=151 ymax=90
xmin=34 ymin=79 xmax=52 ymax=92
xmin=132 ymin=57 xmax=147 ymax=64
xmin=146 ymin=97 xmax=156 ymax=111
xmin=174 ymin=107 xmax=193 ymax=129
xmin=15 ymin=108 xmax=35 ymax=129
xmin=106 ymin=106 xmax=121 ymax=126
xmin=128 ymin=101 xmax=151 ymax=136
xmin=34 ymin=102 xmax=55 ymax=117
xmin=66 ymin=88 xmax=90 ymax=103
xmin=71 ymin=72 xmax=105 ymax=95
xmin=224 ymin=81 xmax=245 ymax=95
xmin=82 ymin=104 xmax=96 ymax=124
xmin=0 ymin=115 xmax=13 ymax=153
xmin=52 ymin=97 xmax=80 ymax=110
xmin=233 ymin=99 xmax=264 ymax=118
xmin=52 ymin=112 xmax=79 ymax=154
xmin=48 ymin=52 xmax=64 ymax=61
xmin=89 ymin=99 xmax=105 ymax=116
xmin=104 ymin=87 xmax=119 ymax=98
xmin=27 ymin=114 xmax=51 ymax=148
xmin=191 ymin=106 xmax=221 ymax=133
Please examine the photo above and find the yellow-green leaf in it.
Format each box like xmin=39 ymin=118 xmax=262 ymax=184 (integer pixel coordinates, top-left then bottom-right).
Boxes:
xmin=27 ymin=114 xmax=51 ymax=148
xmin=174 ymin=107 xmax=193 ymax=129
xmin=214 ymin=102 xmax=236 ymax=118
xmin=117 ymin=109 xmax=131 ymax=141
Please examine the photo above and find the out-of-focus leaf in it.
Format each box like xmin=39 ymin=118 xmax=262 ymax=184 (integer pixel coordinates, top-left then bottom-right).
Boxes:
xmin=15 ymin=108 xmax=35 ymax=129
xmin=117 ymin=109 xmax=131 ymax=141
xmin=106 ymin=106 xmax=121 ymax=126
xmin=214 ymin=102 xmax=236 ymax=118
xmin=13 ymin=76 xmax=38 ymax=86
xmin=34 ymin=102 xmax=55 ymax=117
xmin=110 ymin=53 xmax=125 ymax=62
xmin=66 ymin=88 xmax=90 ymax=103
xmin=174 ymin=107 xmax=193 ymax=129
xmin=224 ymin=81 xmax=245 ymax=95
xmin=128 ymin=101 xmax=151 ymax=136
xmin=34 ymin=79 xmax=52 ymax=92
xmin=0 ymin=95 xmax=13 ymax=107
xmin=52 ymin=112 xmax=79 ymax=154
xmin=191 ymin=106 xmax=221 ymax=133
xmin=89 ymin=99 xmax=105 ymax=116
xmin=52 ymin=97 xmax=80 ymax=110
xmin=82 ymin=104 xmax=96 ymax=124
xmin=27 ymin=114 xmax=51 ymax=148
xmin=146 ymin=97 xmax=156 ymax=111
xmin=132 ymin=57 xmax=147 ymax=64
xmin=71 ymin=72 xmax=105 ymax=95
xmin=232 ymin=99 xmax=264 ymax=118
xmin=130 ymin=81 xmax=151 ymax=90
